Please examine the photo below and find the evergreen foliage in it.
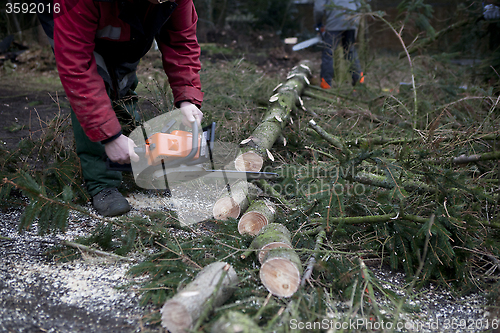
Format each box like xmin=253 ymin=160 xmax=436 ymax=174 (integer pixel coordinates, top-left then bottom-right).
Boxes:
xmin=0 ymin=112 xmax=81 ymax=234
xmin=1 ymin=2 xmax=500 ymax=331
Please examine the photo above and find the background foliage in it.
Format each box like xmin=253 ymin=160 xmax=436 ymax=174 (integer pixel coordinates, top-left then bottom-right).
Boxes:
xmin=1 ymin=0 xmax=499 ymax=332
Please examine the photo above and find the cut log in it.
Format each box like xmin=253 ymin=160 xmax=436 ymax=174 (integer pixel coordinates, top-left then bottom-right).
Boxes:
xmin=235 ymin=61 xmax=312 ymax=172
xmin=213 ymin=197 xmax=239 ymax=221
xmin=251 ymin=223 xmax=293 ymax=264
xmin=213 ymin=181 xmax=260 ymax=220
xmin=210 ymin=311 xmax=263 ymax=333
xmin=260 ymin=248 xmax=302 ymax=298
xmin=161 ymin=262 xmax=239 ymax=333
xmin=238 ymin=199 xmax=276 ymax=236
xmin=234 ymin=151 xmax=263 ymax=173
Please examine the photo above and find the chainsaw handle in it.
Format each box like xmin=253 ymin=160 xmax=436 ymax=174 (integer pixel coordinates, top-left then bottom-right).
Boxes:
xmin=134 ymin=146 xmax=146 ymax=155
xmin=185 ymin=122 xmax=199 ymax=162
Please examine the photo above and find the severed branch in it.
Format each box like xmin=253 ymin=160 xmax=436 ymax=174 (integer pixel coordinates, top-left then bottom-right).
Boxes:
xmin=306 ymin=85 xmax=368 ymax=104
xmin=346 ymin=172 xmax=498 ymax=203
xmin=308 ymin=119 xmax=351 ymax=156
xmin=62 ymin=240 xmax=135 ymax=262
xmin=427 ymin=150 xmax=500 ymax=165
xmin=309 ymin=212 xmax=397 ymax=226
xmin=345 ymin=131 xmax=500 ymax=148
xmin=255 ymin=179 xmax=296 ymax=209
xmin=300 ymin=228 xmax=326 ymax=287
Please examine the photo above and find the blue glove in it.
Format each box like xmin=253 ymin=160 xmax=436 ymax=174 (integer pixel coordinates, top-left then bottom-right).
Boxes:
xmin=484 ymin=4 xmax=500 ymax=20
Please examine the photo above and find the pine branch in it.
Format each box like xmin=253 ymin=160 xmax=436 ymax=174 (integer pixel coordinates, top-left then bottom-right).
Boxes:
xmin=62 ymin=240 xmax=135 ymax=262
xmin=345 ymin=136 xmax=422 ymax=147
xmin=306 ymin=85 xmax=368 ymax=104
xmin=304 ymin=87 xmax=351 ymax=102
xmin=345 ymin=172 xmax=435 ymax=194
xmin=400 ymin=214 xmax=429 ymax=224
xmin=346 ymin=172 xmax=498 ymax=203
xmin=310 ymin=212 xmax=397 ymax=226
xmin=304 ymin=144 xmax=339 ymax=161
xmin=399 ymin=18 xmax=476 ymax=59
xmin=3 ymin=177 xmax=112 ymax=224
xmin=301 ymin=228 xmax=326 ymax=286
xmin=346 ymin=131 xmax=500 ymax=148
xmin=255 ymin=179 xmax=296 ymax=209
xmin=426 ymin=150 xmax=500 ymax=165
xmin=253 ymin=292 xmax=273 ymax=321
xmin=308 ymin=119 xmax=351 ymax=155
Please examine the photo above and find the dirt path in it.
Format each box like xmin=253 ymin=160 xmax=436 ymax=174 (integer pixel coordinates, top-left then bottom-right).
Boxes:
xmin=0 ymin=207 xmax=148 ymax=333
xmin=0 ymin=69 xmax=160 ymax=333
xmin=0 ymin=76 xmax=69 ymax=149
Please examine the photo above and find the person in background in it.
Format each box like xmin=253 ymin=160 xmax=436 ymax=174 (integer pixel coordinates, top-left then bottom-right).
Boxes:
xmin=313 ymin=0 xmax=364 ymax=89
xmin=37 ymin=0 xmax=204 ymax=216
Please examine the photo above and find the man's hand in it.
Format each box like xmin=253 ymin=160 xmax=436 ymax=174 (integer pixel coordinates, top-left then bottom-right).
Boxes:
xmin=104 ymin=134 xmax=139 ymax=164
xmin=179 ymin=101 xmax=203 ymax=127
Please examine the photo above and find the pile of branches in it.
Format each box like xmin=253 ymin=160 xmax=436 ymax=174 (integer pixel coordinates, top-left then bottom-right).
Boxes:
xmin=1 ymin=4 xmax=500 ymax=329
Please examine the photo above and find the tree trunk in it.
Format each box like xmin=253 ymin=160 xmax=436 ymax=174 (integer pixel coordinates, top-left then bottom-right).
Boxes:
xmin=260 ymin=248 xmax=302 ymax=298
xmin=235 ymin=61 xmax=312 ymax=172
xmin=212 ymin=180 xmax=260 ymax=220
xmin=251 ymin=223 xmax=292 ymax=264
xmin=161 ymin=262 xmax=238 ymax=333
xmin=210 ymin=311 xmax=263 ymax=333
xmin=238 ymin=199 xmax=276 ymax=235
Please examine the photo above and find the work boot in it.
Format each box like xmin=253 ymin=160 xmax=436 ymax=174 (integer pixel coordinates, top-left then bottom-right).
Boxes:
xmin=352 ymin=72 xmax=365 ymax=86
xmin=320 ymin=77 xmax=331 ymax=89
xmin=92 ymin=188 xmax=131 ymax=217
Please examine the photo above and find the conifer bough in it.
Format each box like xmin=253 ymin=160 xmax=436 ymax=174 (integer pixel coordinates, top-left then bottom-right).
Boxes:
xmin=161 ymin=262 xmax=238 ymax=333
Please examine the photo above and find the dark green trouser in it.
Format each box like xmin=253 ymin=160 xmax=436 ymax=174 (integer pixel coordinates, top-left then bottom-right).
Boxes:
xmin=71 ymin=85 xmax=141 ymax=197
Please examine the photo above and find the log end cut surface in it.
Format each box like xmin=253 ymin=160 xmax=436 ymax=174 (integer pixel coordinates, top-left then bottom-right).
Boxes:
xmin=213 ymin=197 xmax=240 ymax=220
xmin=258 ymin=242 xmax=293 ymax=264
xmin=161 ymin=300 xmax=192 ymax=333
xmin=260 ymin=258 xmax=300 ymax=297
xmin=238 ymin=212 xmax=268 ymax=236
xmin=235 ymin=151 xmax=264 ymax=172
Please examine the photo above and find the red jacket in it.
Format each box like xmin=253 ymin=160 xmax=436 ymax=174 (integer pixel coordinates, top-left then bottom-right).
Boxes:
xmin=53 ymin=0 xmax=203 ymax=142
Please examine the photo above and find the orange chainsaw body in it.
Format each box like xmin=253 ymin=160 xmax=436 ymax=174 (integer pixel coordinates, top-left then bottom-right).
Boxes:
xmin=144 ymin=130 xmax=200 ymax=166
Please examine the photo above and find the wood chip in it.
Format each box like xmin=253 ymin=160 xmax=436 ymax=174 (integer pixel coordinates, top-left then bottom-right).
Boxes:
xmin=266 ymin=149 xmax=275 ymax=162
xmin=240 ymin=138 xmax=252 ymax=145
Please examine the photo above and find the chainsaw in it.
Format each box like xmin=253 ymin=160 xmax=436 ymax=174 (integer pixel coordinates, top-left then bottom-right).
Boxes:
xmin=292 ymin=36 xmax=323 ymax=51
xmin=292 ymin=25 xmax=325 ymax=51
xmin=106 ymin=120 xmax=278 ymax=189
